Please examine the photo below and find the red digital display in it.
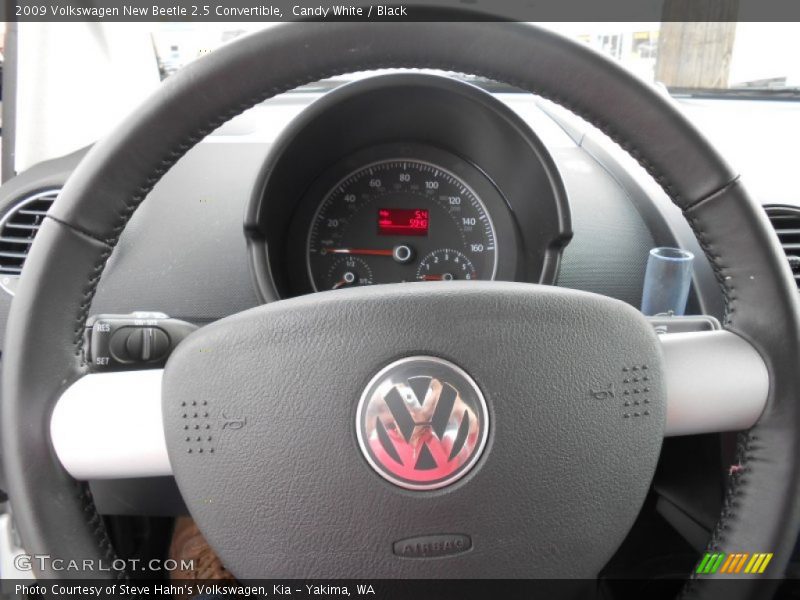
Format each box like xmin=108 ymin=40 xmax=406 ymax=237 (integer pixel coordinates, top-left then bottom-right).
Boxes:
xmin=378 ymin=209 xmax=429 ymax=236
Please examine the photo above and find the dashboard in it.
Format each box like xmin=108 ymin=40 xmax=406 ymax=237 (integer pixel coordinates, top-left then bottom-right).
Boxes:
xmin=3 ymin=78 xmax=795 ymax=347
xmin=2 ymin=73 xmax=753 ymax=352
xmin=0 ymin=73 xmax=726 ymax=357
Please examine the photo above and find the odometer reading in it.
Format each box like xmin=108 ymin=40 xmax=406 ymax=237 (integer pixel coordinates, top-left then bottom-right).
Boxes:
xmin=307 ymin=159 xmax=497 ymax=291
xmin=378 ymin=208 xmax=429 ymax=236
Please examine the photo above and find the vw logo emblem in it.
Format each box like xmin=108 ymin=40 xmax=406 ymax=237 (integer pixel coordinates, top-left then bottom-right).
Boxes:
xmin=356 ymin=356 xmax=489 ymax=490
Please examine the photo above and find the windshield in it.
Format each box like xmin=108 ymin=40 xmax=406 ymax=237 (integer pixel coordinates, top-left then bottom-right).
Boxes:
xmin=151 ymin=22 xmax=800 ymax=95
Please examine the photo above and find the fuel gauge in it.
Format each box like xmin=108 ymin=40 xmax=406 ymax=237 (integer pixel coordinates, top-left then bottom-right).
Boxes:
xmin=325 ymin=256 xmax=374 ymax=290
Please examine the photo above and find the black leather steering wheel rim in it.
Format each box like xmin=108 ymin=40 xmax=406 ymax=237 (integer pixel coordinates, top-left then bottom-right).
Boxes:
xmin=3 ymin=22 xmax=799 ymax=596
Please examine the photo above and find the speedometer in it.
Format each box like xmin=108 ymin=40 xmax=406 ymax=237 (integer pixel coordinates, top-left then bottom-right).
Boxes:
xmin=307 ymin=158 xmax=498 ymax=291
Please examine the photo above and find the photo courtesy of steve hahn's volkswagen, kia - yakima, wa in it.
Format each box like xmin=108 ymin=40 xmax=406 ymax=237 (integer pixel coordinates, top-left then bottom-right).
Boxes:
xmin=0 ymin=1 xmax=798 ymax=599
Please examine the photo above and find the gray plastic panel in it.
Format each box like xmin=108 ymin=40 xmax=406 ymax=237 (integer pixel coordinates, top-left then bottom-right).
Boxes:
xmin=554 ymin=146 xmax=656 ymax=306
xmin=89 ymin=143 xmax=265 ymax=322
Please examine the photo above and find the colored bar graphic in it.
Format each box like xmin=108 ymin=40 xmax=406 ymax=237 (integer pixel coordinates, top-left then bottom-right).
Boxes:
xmin=698 ymin=552 xmax=773 ymax=575
xmin=719 ymin=553 xmax=737 ymax=573
xmin=757 ymin=553 xmax=773 ymax=573
xmin=697 ymin=553 xmax=725 ymax=574
xmin=697 ymin=553 xmax=712 ymax=573
xmin=734 ymin=553 xmax=749 ymax=573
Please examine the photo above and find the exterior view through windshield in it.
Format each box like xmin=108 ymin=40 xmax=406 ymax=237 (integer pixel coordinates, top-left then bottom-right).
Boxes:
xmin=150 ymin=22 xmax=800 ymax=94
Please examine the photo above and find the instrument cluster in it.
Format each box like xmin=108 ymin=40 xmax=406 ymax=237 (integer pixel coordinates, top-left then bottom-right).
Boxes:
xmin=245 ymin=73 xmax=571 ymax=300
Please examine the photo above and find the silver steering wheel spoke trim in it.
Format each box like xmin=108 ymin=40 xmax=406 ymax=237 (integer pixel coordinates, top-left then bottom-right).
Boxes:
xmin=49 ymin=330 xmax=769 ymax=480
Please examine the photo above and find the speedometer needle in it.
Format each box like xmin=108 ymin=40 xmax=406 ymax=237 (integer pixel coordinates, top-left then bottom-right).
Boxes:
xmin=322 ymin=248 xmax=394 ymax=257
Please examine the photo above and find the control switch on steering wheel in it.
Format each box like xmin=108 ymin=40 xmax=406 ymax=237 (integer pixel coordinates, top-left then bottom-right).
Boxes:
xmin=85 ymin=312 xmax=197 ymax=370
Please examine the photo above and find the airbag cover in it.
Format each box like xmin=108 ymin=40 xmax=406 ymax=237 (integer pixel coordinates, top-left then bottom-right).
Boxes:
xmin=163 ymin=281 xmax=665 ymax=578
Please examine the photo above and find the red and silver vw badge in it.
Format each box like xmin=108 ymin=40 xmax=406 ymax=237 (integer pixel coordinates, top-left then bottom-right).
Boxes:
xmin=356 ymin=356 xmax=489 ymax=490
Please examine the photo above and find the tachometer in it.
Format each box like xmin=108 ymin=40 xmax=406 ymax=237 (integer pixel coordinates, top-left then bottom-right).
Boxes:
xmin=416 ymin=249 xmax=476 ymax=281
xmin=307 ymin=159 xmax=497 ymax=291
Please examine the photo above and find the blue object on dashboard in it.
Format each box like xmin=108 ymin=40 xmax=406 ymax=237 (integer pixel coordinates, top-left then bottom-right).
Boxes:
xmin=641 ymin=247 xmax=694 ymax=316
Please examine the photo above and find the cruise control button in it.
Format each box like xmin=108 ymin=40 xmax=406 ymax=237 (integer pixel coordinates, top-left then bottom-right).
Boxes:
xmin=125 ymin=327 xmax=171 ymax=362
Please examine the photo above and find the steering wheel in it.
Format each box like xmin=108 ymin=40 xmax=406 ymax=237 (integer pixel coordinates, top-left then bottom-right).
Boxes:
xmin=3 ymin=22 xmax=799 ymax=597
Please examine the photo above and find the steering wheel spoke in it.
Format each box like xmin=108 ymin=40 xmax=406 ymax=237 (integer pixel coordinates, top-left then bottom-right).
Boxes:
xmin=662 ymin=330 xmax=769 ymax=437
xmin=49 ymin=329 xmax=770 ymax=481
xmin=50 ymin=369 xmax=169 ymax=479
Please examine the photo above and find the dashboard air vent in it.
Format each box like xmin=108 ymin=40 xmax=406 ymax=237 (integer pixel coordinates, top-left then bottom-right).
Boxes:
xmin=765 ymin=205 xmax=800 ymax=291
xmin=0 ymin=189 xmax=59 ymax=294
